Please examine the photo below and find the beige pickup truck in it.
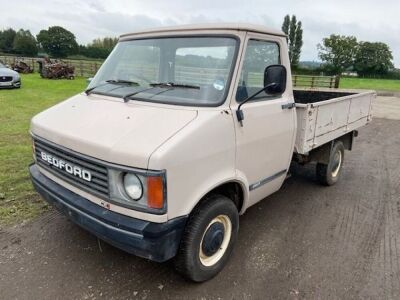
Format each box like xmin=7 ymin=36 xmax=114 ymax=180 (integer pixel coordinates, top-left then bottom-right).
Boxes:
xmin=29 ymin=23 xmax=375 ymax=282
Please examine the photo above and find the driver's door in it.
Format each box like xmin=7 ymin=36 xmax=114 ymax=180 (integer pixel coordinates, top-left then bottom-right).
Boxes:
xmin=232 ymin=34 xmax=296 ymax=207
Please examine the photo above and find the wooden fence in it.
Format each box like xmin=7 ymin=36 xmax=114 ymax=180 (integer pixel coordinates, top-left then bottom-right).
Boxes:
xmin=0 ymin=55 xmax=103 ymax=77
xmin=0 ymin=55 xmax=341 ymax=89
xmin=292 ymin=75 xmax=340 ymax=88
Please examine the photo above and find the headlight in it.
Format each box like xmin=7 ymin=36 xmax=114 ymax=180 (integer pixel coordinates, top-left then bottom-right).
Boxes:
xmin=108 ymin=168 xmax=166 ymax=214
xmin=123 ymin=173 xmax=143 ymax=200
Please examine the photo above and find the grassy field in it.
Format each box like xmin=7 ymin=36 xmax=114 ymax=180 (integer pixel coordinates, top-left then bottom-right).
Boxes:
xmin=341 ymin=77 xmax=400 ymax=91
xmin=0 ymin=74 xmax=86 ymax=226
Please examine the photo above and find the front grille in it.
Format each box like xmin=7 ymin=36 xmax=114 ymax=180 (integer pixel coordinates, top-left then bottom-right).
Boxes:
xmin=34 ymin=137 xmax=109 ymax=199
xmin=0 ymin=76 xmax=12 ymax=82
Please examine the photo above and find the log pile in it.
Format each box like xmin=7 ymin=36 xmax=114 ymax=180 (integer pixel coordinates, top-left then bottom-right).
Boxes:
xmin=12 ymin=60 xmax=33 ymax=74
xmin=37 ymin=58 xmax=75 ymax=79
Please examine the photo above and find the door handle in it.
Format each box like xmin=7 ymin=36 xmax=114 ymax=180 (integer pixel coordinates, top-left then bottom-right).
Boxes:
xmin=281 ymin=102 xmax=295 ymax=109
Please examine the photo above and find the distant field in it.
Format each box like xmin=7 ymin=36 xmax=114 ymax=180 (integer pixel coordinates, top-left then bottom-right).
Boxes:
xmin=0 ymin=74 xmax=86 ymax=226
xmin=340 ymin=77 xmax=400 ymax=91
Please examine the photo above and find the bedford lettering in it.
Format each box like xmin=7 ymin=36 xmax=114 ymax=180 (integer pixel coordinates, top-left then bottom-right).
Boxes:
xmin=40 ymin=151 xmax=92 ymax=182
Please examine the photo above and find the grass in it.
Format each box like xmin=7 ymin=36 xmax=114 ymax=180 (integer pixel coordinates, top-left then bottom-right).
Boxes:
xmin=0 ymin=73 xmax=86 ymax=226
xmin=340 ymin=77 xmax=400 ymax=91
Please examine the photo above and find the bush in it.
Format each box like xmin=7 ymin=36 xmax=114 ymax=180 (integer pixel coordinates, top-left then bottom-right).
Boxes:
xmin=78 ymin=45 xmax=110 ymax=59
xmin=356 ymin=70 xmax=400 ymax=80
xmin=292 ymin=66 xmax=325 ymax=76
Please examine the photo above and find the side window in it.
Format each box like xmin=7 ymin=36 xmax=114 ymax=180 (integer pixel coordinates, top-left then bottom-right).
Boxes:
xmin=236 ymin=40 xmax=280 ymax=102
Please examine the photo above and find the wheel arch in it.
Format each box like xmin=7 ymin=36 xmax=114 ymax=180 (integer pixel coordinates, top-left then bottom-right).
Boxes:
xmin=191 ymin=179 xmax=249 ymax=216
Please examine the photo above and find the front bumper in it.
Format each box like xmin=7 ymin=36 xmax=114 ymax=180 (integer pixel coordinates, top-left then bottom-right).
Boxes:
xmin=13 ymin=79 xmax=21 ymax=87
xmin=29 ymin=164 xmax=187 ymax=262
xmin=0 ymin=78 xmax=20 ymax=88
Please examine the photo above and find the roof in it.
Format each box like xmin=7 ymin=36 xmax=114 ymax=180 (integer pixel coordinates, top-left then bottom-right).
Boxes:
xmin=120 ymin=23 xmax=286 ymax=39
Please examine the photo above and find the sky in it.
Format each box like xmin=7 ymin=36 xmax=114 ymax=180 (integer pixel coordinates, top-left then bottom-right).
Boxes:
xmin=1 ymin=0 xmax=399 ymax=67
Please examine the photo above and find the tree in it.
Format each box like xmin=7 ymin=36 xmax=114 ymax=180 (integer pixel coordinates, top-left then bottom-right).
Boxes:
xmin=318 ymin=34 xmax=358 ymax=74
xmin=0 ymin=28 xmax=17 ymax=53
xmin=12 ymin=29 xmax=38 ymax=56
xmin=90 ymin=37 xmax=118 ymax=51
xmin=354 ymin=42 xmax=394 ymax=77
xmin=79 ymin=36 xmax=118 ymax=59
xmin=281 ymin=15 xmax=303 ymax=67
xmin=282 ymin=15 xmax=290 ymax=38
xmin=79 ymin=45 xmax=110 ymax=59
xmin=37 ymin=26 xmax=78 ymax=58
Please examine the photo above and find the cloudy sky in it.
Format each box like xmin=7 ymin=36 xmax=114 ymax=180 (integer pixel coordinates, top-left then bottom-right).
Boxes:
xmin=1 ymin=0 xmax=399 ymax=66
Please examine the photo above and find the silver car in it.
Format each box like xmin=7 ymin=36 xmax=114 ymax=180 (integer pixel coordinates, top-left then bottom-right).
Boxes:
xmin=0 ymin=62 xmax=21 ymax=88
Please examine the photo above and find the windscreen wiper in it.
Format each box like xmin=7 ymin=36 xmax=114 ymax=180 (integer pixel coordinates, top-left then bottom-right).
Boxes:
xmin=122 ymin=83 xmax=198 ymax=103
xmin=106 ymin=79 xmax=140 ymax=85
xmin=85 ymin=79 xmax=140 ymax=95
xmin=122 ymin=86 xmax=160 ymax=102
xmin=149 ymin=82 xmax=200 ymax=89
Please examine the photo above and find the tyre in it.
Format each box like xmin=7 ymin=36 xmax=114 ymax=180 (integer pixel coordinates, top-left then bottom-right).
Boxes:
xmin=174 ymin=194 xmax=239 ymax=282
xmin=316 ymin=141 xmax=345 ymax=186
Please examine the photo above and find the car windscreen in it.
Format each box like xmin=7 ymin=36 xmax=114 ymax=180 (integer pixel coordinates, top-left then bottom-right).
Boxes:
xmin=87 ymin=36 xmax=238 ymax=106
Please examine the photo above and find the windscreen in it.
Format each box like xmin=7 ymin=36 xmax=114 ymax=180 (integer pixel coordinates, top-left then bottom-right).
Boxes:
xmin=87 ymin=36 xmax=238 ymax=106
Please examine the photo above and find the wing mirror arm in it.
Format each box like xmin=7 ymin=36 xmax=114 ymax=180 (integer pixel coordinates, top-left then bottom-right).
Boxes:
xmin=236 ymin=83 xmax=277 ymax=126
xmin=235 ymin=64 xmax=287 ymax=127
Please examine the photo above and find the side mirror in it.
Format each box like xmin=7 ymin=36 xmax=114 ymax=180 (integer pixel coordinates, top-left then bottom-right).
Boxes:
xmin=264 ymin=64 xmax=287 ymax=95
xmin=236 ymin=64 xmax=287 ymax=127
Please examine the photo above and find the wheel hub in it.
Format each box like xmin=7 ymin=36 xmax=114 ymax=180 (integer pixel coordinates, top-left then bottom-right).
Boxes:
xmin=201 ymin=222 xmax=225 ymax=257
xmin=199 ymin=215 xmax=232 ymax=267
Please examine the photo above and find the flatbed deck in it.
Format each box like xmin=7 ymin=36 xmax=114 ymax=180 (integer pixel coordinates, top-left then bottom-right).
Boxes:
xmin=294 ymin=88 xmax=375 ymax=154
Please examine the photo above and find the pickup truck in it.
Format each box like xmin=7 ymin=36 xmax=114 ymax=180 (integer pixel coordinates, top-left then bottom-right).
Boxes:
xmin=29 ymin=23 xmax=375 ymax=282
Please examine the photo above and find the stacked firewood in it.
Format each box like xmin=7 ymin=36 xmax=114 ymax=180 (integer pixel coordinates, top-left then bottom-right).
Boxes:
xmin=37 ymin=58 xmax=75 ymax=79
xmin=12 ymin=60 xmax=33 ymax=74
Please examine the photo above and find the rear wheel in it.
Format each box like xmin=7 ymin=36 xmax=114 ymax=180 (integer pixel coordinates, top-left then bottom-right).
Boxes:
xmin=174 ymin=195 xmax=239 ymax=282
xmin=316 ymin=141 xmax=345 ymax=186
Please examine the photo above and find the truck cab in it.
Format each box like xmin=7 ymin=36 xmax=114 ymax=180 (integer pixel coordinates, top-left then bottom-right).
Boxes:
xmin=30 ymin=23 xmax=373 ymax=282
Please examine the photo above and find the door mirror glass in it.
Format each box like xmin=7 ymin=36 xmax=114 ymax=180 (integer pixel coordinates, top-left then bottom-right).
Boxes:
xmin=264 ymin=65 xmax=287 ymax=95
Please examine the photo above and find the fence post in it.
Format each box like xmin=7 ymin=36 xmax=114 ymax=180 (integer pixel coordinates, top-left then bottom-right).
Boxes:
xmin=94 ymin=62 xmax=98 ymax=75
xmin=80 ymin=61 xmax=83 ymax=77
xmin=334 ymin=75 xmax=340 ymax=88
xmin=311 ymin=76 xmax=315 ymax=88
xmin=294 ymin=75 xmax=297 ymax=87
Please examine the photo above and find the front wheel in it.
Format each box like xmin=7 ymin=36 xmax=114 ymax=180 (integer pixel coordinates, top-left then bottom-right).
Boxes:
xmin=174 ymin=195 xmax=239 ymax=282
xmin=316 ymin=141 xmax=345 ymax=186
